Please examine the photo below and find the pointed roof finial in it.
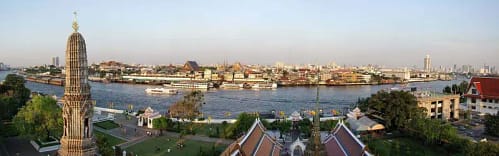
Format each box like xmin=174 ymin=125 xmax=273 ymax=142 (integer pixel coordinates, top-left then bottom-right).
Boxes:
xmin=72 ymin=11 xmax=79 ymax=32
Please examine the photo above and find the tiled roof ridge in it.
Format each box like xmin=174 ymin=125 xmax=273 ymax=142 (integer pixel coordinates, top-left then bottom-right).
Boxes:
xmin=239 ymin=118 xmax=261 ymax=145
xmin=334 ymin=136 xmax=349 ymax=156
xmin=340 ymin=121 xmax=366 ymax=149
xmin=251 ymin=132 xmax=266 ymax=155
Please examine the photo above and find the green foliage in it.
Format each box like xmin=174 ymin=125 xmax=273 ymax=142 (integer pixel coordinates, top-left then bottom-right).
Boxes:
xmin=13 ymin=95 xmax=62 ymax=141
xmin=408 ymin=117 xmax=458 ymax=145
xmin=443 ymin=80 xmax=469 ymax=95
xmin=443 ymin=86 xmax=452 ymax=94
xmin=169 ymin=90 xmax=204 ymax=120
xmin=225 ymin=113 xmax=268 ymax=139
xmin=96 ymin=134 xmax=115 ymax=156
xmin=268 ymin=120 xmax=292 ymax=138
xmin=484 ymin=113 xmax=499 ymax=137
xmin=358 ymin=90 xmax=424 ymax=130
xmin=0 ymin=74 xmax=31 ymax=120
xmin=153 ymin=117 xmax=170 ymax=135
xmin=298 ymin=119 xmax=312 ymax=138
xmin=320 ymin=120 xmax=338 ymax=131
xmin=463 ymin=141 xmax=499 ymax=156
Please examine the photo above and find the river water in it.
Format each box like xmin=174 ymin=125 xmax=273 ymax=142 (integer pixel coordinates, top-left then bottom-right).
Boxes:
xmin=0 ymin=71 xmax=466 ymax=118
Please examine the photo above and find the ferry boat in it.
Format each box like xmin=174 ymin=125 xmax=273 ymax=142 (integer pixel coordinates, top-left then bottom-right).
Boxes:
xmin=145 ymin=88 xmax=178 ymax=95
xmin=220 ymin=82 xmax=243 ymax=89
xmin=252 ymin=83 xmax=278 ymax=89
xmin=163 ymin=82 xmax=209 ymax=89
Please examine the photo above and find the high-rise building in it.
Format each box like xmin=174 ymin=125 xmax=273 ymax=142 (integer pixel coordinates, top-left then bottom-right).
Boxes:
xmin=58 ymin=12 xmax=97 ymax=155
xmin=424 ymin=54 xmax=431 ymax=72
xmin=51 ymin=56 xmax=59 ymax=67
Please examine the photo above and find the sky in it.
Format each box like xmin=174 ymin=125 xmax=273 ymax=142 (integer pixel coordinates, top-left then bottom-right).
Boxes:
xmin=1 ymin=0 xmax=498 ymax=68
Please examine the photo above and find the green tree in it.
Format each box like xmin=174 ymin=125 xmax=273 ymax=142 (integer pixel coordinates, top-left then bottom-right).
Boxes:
xmin=168 ymin=90 xmax=204 ymax=121
xmin=13 ymin=95 xmax=62 ymax=141
xmin=358 ymin=90 xmax=424 ymax=130
xmin=226 ymin=113 xmax=268 ymax=139
xmin=0 ymin=74 xmax=31 ymax=120
xmin=320 ymin=120 xmax=338 ymax=131
xmin=153 ymin=117 xmax=170 ymax=135
xmin=443 ymin=86 xmax=452 ymax=94
xmin=96 ymin=134 xmax=114 ymax=156
xmin=272 ymin=120 xmax=292 ymax=138
xmin=484 ymin=113 xmax=499 ymax=137
xmin=463 ymin=141 xmax=499 ymax=156
xmin=298 ymin=119 xmax=312 ymax=138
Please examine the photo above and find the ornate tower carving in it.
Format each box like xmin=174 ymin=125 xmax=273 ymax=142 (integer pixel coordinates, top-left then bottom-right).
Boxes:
xmin=58 ymin=12 xmax=97 ymax=156
xmin=305 ymin=69 xmax=325 ymax=156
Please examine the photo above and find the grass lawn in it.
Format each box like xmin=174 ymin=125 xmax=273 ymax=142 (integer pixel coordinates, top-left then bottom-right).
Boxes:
xmin=94 ymin=120 xmax=120 ymax=130
xmin=192 ymin=123 xmax=230 ymax=137
xmin=94 ymin=130 xmax=126 ymax=146
xmin=126 ymin=136 xmax=227 ymax=156
xmin=367 ymin=137 xmax=450 ymax=156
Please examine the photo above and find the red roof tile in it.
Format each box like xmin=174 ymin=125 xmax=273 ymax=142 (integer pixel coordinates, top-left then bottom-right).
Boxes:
xmin=466 ymin=77 xmax=499 ymax=98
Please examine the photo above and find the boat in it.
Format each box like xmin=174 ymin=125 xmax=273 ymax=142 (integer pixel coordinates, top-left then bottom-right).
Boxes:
xmin=252 ymin=82 xmax=278 ymax=89
xmin=163 ymin=82 xmax=209 ymax=89
xmin=145 ymin=88 xmax=178 ymax=95
xmin=220 ymin=82 xmax=243 ymax=89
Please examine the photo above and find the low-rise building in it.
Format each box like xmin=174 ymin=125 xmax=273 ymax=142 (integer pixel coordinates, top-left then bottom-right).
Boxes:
xmin=137 ymin=107 xmax=162 ymax=129
xmin=413 ymin=91 xmax=460 ymax=120
xmin=464 ymin=77 xmax=499 ymax=115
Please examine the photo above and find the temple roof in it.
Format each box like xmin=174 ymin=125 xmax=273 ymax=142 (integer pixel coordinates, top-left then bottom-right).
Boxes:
xmin=184 ymin=61 xmax=200 ymax=71
xmin=465 ymin=77 xmax=499 ymax=99
xmin=221 ymin=118 xmax=283 ymax=156
xmin=323 ymin=120 xmax=372 ymax=156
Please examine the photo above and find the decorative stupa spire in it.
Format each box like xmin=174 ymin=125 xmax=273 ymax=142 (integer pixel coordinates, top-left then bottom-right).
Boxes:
xmin=305 ymin=67 xmax=325 ymax=156
xmin=72 ymin=11 xmax=79 ymax=32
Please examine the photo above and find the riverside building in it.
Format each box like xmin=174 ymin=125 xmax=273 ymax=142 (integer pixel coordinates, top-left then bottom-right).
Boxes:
xmin=413 ymin=91 xmax=460 ymax=120
xmin=464 ymin=77 xmax=499 ymax=115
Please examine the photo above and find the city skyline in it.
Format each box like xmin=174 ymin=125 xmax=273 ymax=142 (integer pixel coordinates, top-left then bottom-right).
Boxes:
xmin=1 ymin=1 xmax=499 ymax=68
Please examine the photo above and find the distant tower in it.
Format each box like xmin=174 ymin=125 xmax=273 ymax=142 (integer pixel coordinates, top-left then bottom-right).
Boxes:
xmin=424 ymin=54 xmax=431 ymax=72
xmin=305 ymin=70 xmax=325 ymax=156
xmin=58 ymin=12 xmax=97 ymax=155
xmin=52 ymin=56 xmax=60 ymax=67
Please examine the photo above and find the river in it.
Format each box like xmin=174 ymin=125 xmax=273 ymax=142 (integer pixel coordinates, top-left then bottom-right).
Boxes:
xmin=0 ymin=71 xmax=466 ymax=118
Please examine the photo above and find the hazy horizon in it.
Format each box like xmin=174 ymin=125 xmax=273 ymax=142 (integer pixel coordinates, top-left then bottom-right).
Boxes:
xmin=1 ymin=0 xmax=498 ymax=68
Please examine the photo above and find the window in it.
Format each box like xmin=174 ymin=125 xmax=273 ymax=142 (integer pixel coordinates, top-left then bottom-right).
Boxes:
xmin=482 ymin=99 xmax=487 ymax=102
xmin=431 ymin=108 xmax=436 ymax=112
xmin=489 ymin=99 xmax=493 ymax=103
xmin=483 ymin=106 xmax=487 ymax=108
xmin=472 ymin=98 xmax=476 ymax=103
xmin=472 ymin=89 xmax=477 ymax=94
xmin=471 ymin=106 xmax=476 ymax=110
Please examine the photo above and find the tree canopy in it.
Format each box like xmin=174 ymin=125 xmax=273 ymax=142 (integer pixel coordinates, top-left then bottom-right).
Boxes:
xmin=358 ymin=90 xmax=424 ymax=130
xmin=152 ymin=117 xmax=171 ymax=135
xmin=0 ymin=74 xmax=31 ymax=120
xmin=225 ymin=113 xmax=269 ymax=139
xmin=13 ymin=95 xmax=62 ymax=141
xmin=484 ymin=113 xmax=499 ymax=137
xmin=168 ymin=90 xmax=204 ymax=120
